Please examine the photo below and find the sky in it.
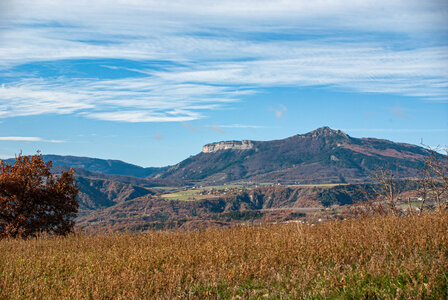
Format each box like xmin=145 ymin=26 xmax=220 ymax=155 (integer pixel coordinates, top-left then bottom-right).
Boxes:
xmin=0 ymin=0 xmax=447 ymax=167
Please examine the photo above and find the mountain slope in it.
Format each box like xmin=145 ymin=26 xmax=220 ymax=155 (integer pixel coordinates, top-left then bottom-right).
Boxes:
xmin=43 ymin=155 xmax=166 ymax=178
xmin=156 ymin=127 xmax=431 ymax=184
xmin=5 ymin=155 xmax=166 ymax=178
xmin=75 ymin=176 xmax=155 ymax=216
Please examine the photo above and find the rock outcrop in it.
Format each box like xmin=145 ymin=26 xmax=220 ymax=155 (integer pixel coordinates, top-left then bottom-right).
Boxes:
xmin=202 ymin=140 xmax=255 ymax=153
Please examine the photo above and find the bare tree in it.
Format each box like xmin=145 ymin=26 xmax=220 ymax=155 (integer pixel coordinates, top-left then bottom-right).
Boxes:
xmin=350 ymin=167 xmax=402 ymax=217
xmin=371 ymin=167 xmax=402 ymax=216
xmin=418 ymin=147 xmax=447 ymax=213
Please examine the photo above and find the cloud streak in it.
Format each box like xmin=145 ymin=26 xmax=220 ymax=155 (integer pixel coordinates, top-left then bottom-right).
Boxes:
xmin=0 ymin=77 xmax=241 ymax=122
xmin=0 ymin=0 xmax=447 ymax=122
xmin=0 ymin=136 xmax=65 ymax=143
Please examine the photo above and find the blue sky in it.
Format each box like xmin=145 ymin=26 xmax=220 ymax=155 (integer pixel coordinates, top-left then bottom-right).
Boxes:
xmin=0 ymin=0 xmax=447 ymax=167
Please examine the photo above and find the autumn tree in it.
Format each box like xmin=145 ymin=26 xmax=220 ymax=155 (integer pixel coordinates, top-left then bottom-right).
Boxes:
xmin=0 ymin=153 xmax=79 ymax=238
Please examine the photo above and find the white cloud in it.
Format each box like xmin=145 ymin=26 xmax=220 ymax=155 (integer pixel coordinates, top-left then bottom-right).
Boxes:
xmin=0 ymin=77 xmax=241 ymax=122
xmin=0 ymin=136 xmax=65 ymax=143
xmin=156 ymin=45 xmax=448 ymax=100
xmin=0 ymin=0 xmax=447 ymax=122
xmin=0 ymin=137 xmax=41 ymax=141
xmin=1 ymin=43 xmax=446 ymax=122
xmin=2 ymin=1 xmax=446 ymax=34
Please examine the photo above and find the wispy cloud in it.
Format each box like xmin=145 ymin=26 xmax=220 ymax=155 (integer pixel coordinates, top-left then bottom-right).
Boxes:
xmin=0 ymin=136 xmax=41 ymax=141
xmin=4 ymin=43 xmax=445 ymax=122
xmin=0 ymin=136 xmax=65 ymax=143
xmin=156 ymin=45 xmax=448 ymax=101
xmin=0 ymin=77 xmax=240 ymax=122
xmin=0 ymin=0 xmax=447 ymax=123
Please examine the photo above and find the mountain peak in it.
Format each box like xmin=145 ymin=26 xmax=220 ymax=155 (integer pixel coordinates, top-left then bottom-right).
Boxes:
xmin=159 ymin=127 xmax=429 ymax=185
xmin=305 ymin=127 xmax=348 ymax=138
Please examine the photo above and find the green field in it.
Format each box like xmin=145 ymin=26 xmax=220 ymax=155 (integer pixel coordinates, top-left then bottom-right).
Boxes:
xmin=150 ymin=186 xmax=182 ymax=191
xmin=287 ymin=183 xmax=349 ymax=188
xmin=161 ymin=189 xmax=217 ymax=201
xmin=159 ymin=185 xmax=244 ymax=201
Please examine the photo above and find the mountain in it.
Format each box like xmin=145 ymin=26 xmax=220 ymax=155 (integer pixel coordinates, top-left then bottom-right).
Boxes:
xmin=1 ymin=127 xmax=438 ymax=232
xmin=156 ymin=127 xmax=431 ymax=184
xmin=4 ymin=155 xmax=166 ymax=178
xmin=43 ymin=155 xmax=166 ymax=178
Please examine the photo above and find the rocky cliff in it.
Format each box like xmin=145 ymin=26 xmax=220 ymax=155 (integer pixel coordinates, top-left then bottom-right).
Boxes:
xmin=202 ymin=140 xmax=255 ymax=153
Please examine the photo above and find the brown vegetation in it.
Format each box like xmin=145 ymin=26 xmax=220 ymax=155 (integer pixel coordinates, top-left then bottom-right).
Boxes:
xmin=0 ymin=153 xmax=78 ymax=238
xmin=1 ymin=213 xmax=446 ymax=299
xmin=75 ymin=185 xmax=322 ymax=232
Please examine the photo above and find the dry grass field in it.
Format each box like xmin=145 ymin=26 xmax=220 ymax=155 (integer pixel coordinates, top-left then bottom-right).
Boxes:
xmin=1 ymin=213 xmax=447 ymax=299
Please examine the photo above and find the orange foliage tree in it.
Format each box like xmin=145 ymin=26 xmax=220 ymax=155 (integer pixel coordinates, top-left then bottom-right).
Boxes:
xmin=0 ymin=153 xmax=79 ymax=238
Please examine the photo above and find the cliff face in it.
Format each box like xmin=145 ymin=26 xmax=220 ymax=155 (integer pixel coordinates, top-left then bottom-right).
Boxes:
xmin=202 ymin=140 xmax=255 ymax=153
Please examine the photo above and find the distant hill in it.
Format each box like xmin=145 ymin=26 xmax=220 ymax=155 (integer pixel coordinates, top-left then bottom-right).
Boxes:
xmin=43 ymin=155 xmax=166 ymax=178
xmin=4 ymin=155 xmax=166 ymax=178
xmin=156 ymin=127 xmax=432 ymax=184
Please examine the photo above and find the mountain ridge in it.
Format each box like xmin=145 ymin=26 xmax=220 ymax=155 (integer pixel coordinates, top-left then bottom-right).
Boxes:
xmin=156 ymin=127 xmax=432 ymax=184
xmin=4 ymin=154 xmax=168 ymax=178
xmin=1 ymin=126 xmax=441 ymax=231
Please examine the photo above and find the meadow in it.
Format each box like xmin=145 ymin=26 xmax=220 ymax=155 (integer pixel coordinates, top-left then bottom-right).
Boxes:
xmin=0 ymin=213 xmax=447 ymax=299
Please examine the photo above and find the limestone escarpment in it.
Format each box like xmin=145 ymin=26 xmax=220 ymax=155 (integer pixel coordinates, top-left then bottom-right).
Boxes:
xmin=202 ymin=140 xmax=255 ymax=153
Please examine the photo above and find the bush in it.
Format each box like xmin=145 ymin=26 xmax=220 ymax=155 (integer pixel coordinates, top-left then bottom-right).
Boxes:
xmin=0 ymin=153 xmax=79 ymax=238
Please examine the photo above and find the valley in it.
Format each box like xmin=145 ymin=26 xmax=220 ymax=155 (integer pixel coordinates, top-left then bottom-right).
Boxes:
xmin=3 ymin=127 xmax=440 ymax=232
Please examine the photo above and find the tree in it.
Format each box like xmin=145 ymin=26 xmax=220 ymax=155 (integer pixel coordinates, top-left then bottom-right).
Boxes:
xmin=351 ymin=167 xmax=402 ymax=216
xmin=418 ymin=147 xmax=447 ymax=213
xmin=371 ymin=167 xmax=401 ymax=215
xmin=0 ymin=153 xmax=79 ymax=238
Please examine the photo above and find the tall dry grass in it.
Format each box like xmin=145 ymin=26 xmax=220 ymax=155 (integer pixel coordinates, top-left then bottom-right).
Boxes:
xmin=1 ymin=213 xmax=447 ymax=299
